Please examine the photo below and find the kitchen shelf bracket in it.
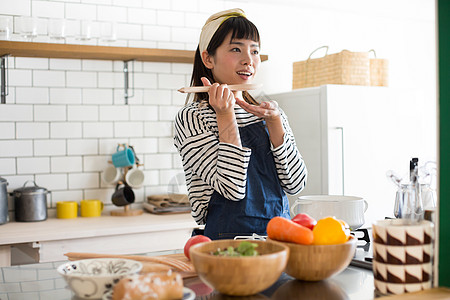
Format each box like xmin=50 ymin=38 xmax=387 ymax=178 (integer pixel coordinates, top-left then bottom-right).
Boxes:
xmin=123 ymin=60 xmax=135 ymax=105
xmin=1 ymin=54 xmax=9 ymax=104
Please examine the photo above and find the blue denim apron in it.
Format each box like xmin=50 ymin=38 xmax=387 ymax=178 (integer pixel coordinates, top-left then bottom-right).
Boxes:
xmin=203 ymin=121 xmax=290 ymax=240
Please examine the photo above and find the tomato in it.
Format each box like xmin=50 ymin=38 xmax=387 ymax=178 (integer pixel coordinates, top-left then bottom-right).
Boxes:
xmin=183 ymin=235 xmax=211 ymax=260
xmin=291 ymin=213 xmax=317 ymax=230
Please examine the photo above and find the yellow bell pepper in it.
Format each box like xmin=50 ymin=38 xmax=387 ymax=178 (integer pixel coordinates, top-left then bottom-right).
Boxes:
xmin=312 ymin=216 xmax=351 ymax=245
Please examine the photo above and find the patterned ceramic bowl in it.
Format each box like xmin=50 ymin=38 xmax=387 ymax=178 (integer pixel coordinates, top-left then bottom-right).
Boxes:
xmin=57 ymin=258 xmax=142 ymax=299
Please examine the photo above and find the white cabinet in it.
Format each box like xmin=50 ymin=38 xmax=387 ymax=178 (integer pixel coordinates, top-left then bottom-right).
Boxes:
xmin=270 ymin=85 xmax=436 ymax=227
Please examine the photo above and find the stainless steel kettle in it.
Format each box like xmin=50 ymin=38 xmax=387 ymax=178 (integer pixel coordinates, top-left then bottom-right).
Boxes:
xmin=12 ymin=181 xmax=50 ymax=222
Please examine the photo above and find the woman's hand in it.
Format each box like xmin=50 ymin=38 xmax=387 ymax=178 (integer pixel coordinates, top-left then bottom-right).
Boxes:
xmin=201 ymin=77 xmax=235 ymax=116
xmin=236 ymin=98 xmax=285 ymax=148
xmin=201 ymin=77 xmax=241 ymax=147
xmin=235 ymin=98 xmax=281 ymax=123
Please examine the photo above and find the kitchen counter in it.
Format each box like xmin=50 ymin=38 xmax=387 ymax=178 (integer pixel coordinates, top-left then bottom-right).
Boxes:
xmin=185 ymin=267 xmax=376 ymax=300
xmin=0 ymin=260 xmax=375 ymax=299
xmin=0 ymin=213 xmax=200 ymax=266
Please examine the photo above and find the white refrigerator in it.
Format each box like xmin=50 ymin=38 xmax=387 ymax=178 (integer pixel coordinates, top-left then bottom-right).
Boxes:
xmin=269 ymin=85 xmax=436 ymax=227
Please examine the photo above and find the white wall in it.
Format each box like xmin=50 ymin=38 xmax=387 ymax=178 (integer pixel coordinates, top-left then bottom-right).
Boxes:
xmin=0 ymin=0 xmax=436 ymax=217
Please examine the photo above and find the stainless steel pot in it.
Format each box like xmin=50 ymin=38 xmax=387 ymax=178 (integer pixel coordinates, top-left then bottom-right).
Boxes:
xmin=0 ymin=177 xmax=8 ymax=224
xmin=12 ymin=181 xmax=50 ymax=222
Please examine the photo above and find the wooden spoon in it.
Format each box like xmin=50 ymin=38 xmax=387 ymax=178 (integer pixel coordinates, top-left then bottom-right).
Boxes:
xmin=178 ymin=83 xmax=262 ymax=93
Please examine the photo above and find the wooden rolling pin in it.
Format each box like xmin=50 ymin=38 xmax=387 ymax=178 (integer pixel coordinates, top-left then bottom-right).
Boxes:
xmin=64 ymin=252 xmax=194 ymax=272
xmin=178 ymin=83 xmax=262 ymax=93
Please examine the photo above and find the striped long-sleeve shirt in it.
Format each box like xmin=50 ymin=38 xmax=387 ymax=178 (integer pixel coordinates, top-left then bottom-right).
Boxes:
xmin=174 ymin=102 xmax=307 ymax=225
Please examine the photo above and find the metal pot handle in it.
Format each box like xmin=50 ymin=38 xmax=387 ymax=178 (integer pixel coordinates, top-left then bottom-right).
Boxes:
xmin=290 ymin=199 xmax=312 ymax=216
xmin=20 ymin=180 xmax=51 ymax=194
xmin=10 ymin=181 xmax=37 ymax=197
xmin=22 ymin=180 xmax=38 ymax=188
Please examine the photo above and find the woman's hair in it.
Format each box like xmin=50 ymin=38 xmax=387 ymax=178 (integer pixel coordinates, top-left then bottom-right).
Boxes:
xmin=187 ymin=16 xmax=260 ymax=105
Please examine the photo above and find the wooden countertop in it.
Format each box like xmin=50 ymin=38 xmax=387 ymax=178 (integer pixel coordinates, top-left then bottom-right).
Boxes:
xmin=0 ymin=212 xmax=198 ymax=245
xmin=377 ymin=287 xmax=450 ymax=299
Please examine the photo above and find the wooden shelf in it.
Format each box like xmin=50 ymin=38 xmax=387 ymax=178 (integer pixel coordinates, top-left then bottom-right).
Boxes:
xmin=0 ymin=40 xmax=268 ymax=104
xmin=0 ymin=41 xmax=268 ymax=63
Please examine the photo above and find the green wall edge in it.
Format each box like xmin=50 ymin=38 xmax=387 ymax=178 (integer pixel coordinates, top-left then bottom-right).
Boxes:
xmin=438 ymin=0 xmax=450 ymax=287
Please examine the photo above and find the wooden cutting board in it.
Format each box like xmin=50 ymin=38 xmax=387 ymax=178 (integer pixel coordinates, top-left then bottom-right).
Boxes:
xmin=377 ymin=287 xmax=450 ymax=299
xmin=136 ymin=253 xmax=196 ymax=278
xmin=160 ymin=253 xmax=196 ymax=278
xmin=64 ymin=251 xmax=196 ymax=279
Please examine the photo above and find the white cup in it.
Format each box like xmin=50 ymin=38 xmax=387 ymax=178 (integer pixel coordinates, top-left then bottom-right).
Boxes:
xmin=102 ymin=165 xmax=121 ymax=185
xmin=125 ymin=167 xmax=145 ymax=189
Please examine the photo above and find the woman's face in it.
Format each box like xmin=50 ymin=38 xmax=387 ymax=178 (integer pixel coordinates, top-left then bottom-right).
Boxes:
xmin=206 ymin=32 xmax=261 ymax=85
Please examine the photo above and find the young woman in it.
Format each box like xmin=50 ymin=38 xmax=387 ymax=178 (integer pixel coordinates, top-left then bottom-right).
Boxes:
xmin=174 ymin=8 xmax=307 ymax=240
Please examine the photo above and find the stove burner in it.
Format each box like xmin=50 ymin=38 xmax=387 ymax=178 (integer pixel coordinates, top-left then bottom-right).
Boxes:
xmin=350 ymin=228 xmax=373 ymax=270
xmin=353 ymin=228 xmax=371 ymax=243
xmin=351 ymin=228 xmax=371 ymax=252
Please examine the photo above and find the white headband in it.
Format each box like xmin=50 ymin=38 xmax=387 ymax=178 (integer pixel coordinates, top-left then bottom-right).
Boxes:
xmin=199 ymin=8 xmax=246 ymax=55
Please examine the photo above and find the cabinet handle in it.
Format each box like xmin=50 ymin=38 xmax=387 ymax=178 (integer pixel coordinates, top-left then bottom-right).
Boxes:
xmin=335 ymin=127 xmax=345 ymax=195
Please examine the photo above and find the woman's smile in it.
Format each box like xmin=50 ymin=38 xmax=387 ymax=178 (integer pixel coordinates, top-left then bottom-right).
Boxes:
xmin=237 ymin=69 xmax=253 ymax=80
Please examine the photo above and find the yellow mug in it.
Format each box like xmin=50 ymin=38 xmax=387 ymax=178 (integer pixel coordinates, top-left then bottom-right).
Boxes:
xmin=80 ymin=199 xmax=104 ymax=217
xmin=56 ymin=201 xmax=78 ymax=219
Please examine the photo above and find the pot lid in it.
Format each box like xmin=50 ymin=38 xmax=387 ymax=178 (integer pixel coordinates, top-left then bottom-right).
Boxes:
xmin=14 ymin=180 xmax=48 ymax=194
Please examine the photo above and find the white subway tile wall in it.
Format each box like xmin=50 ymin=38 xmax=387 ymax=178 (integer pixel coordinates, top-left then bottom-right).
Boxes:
xmin=33 ymin=1 xmax=65 ymax=19
xmin=1 ymin=0 xmax=203 ymax=217
xmin=0 ymin=262 xmax=72 ymax=299
xmin=16 ymin=57 xmax=49 ymax=69
xmin=50 ymin=59 xmax=81 ymax=71
xmin=17 ymin=157 xmax=50 ymax=174
xmin=8 ymin=70 xmax=32 ymax=87
xmin=17 ymin=122 xmax=49 ymax=139
xmin=34 ymin=105 xmax=66 ymax=121
xmin=0 ymin=159 xmax=16 ymax=175
xmin=50 ymin=88 xmax=82 ymax=104
xmin=0 ymin=141 xmax=33 ymax=157
xmin=51 ymin=156 xmax=82 ymax=173
xmin=16 ymin=87 xmax=49 ymax=104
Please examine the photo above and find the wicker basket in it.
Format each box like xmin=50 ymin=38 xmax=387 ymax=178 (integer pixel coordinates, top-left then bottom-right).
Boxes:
xmin=293 ymin=47 xmax=388 ymax=89
xmin=369 ymin=50 xmax=389 ymax=87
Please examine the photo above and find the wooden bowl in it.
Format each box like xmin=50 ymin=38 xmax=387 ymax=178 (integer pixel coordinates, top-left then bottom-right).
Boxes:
xmin=189 ymin=239 xmax=289 ymax=296
xmin=275 ymin=236 xmax=357 ymax=281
